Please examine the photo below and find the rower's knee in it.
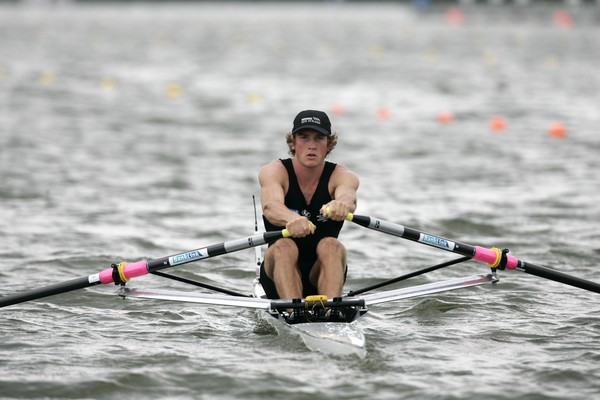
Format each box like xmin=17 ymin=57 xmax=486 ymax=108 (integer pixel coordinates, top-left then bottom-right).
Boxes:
xmin=316 ymin=237 xmax=345 ymax=258
xmin=268 ymin=238 xmax=299 ymax=260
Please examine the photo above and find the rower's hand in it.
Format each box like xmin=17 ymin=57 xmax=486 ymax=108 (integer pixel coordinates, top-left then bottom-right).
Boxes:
xmin=285 ymin=216 xmax=315 ymax=238
xmin=321 ymin=201 xmax=351 ymax=221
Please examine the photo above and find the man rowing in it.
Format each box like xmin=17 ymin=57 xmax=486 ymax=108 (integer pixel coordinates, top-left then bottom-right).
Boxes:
xmin=259 ymin=110 xmax=360 ymax=301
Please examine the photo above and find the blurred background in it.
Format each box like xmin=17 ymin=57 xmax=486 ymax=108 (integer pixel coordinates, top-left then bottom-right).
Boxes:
xmin=1 ymin=1 xmax=599 ymax=399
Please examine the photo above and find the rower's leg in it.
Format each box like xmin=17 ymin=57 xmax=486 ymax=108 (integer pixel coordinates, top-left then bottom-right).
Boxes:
xmin=310 ymin=237 xmax=347 ymax=299
xmin=264 ymin=238 xmax=303 ymax=299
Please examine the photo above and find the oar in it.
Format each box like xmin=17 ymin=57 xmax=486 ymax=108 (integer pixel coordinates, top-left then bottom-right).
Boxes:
xmin=0 ymin=229 xmax=290 ymax=308
xmin=346 ymin=213 xmax=600 ymax=294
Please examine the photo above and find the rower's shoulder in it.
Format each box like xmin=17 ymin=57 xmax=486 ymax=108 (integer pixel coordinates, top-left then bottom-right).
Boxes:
xmin=330 ymin=162 xmax=360 ymax=188
xmin=259 ymin=160 xmax=288 ymax=185
xmin=330 ymin=161 xmax=349 ymax=172
xmin=260 ymin=159 xmax=286 ymax=174
xmin=332 ymin=162 xmax=359 ymax=179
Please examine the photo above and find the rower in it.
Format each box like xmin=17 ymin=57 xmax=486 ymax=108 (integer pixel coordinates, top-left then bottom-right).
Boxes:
xmin=258 ymin=110 xmax=360 ymax=302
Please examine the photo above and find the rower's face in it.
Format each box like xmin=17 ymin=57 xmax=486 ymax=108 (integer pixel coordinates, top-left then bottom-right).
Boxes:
xmin=293 ymin=130 xmax=328 ymax=164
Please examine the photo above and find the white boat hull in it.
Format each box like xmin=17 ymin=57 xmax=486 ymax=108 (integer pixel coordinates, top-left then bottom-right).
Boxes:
xmin=253 ymin=277 xmax=367 ymax=357
xmin=259 ymin=309 xmax=367 ymax=358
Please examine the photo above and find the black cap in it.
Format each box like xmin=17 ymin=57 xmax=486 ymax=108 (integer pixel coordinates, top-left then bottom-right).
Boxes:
xmin=291 ymin=110 xmax=332 ymax=136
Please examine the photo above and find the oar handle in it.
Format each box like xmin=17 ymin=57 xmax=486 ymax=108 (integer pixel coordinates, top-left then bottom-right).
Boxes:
xmin=324 ymin=207 xmax=354 ymax=222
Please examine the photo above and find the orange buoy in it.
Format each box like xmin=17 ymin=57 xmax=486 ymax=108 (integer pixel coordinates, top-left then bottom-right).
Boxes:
xmin=331 ymin=103 xmax=346 ymax=116
xmin=548 ymin=122 xmax=567 ymax=138
xmin=376 ymin=107 xmax=391 ymax=120
xmin=489 ymin=116 xmax=507 ymax=132
xmin=437 ymin=111 xmax=455 ymax=124
xmin=445 ymin=7 xmax=465 ymax=26
xmin=554 ymin=10 xmax=573 ymax=28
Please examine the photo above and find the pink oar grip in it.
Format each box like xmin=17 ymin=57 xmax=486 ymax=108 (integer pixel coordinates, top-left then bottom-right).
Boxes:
xmin=98 ymin=260 xmax=149 ymax=284
xmin=474 ymin=247 xmax=519 ymax=270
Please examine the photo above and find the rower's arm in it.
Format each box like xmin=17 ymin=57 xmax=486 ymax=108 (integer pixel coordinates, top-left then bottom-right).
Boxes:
xmin=259 ymin=162 xmax=313 ymax=235
xmin=321 ymin=164 xmax=359 ymax=221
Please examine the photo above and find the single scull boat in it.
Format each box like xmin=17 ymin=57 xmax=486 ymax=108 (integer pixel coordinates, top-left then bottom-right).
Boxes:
xmin=117 ymin=231 xmax=497 ymax=356
xmin=118 ymin=254 xmax=497 ymax=357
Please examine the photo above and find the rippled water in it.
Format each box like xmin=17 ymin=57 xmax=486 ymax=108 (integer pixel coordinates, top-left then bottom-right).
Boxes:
xmin=1 ymin=2 xmax=600 ymax=399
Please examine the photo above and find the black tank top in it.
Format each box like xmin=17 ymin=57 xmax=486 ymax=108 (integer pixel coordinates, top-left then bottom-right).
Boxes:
xmin=263 ymin=158 xmax=344 ymax=265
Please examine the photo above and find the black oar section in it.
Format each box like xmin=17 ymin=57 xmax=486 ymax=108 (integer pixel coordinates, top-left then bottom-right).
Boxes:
xmin=518 ymin=261 xmax=600 ymax=293
xmin=348 ymin=213 xmax=600 ymax=294
xmin=0 ymin=276 xmax=96 ymax=308
xmin=0 ymin=229 xmax=290 ymax=309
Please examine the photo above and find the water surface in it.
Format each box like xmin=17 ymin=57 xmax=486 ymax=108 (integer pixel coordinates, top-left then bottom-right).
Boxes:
xmin=1 ymin=2 xmax=599 ymax=399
